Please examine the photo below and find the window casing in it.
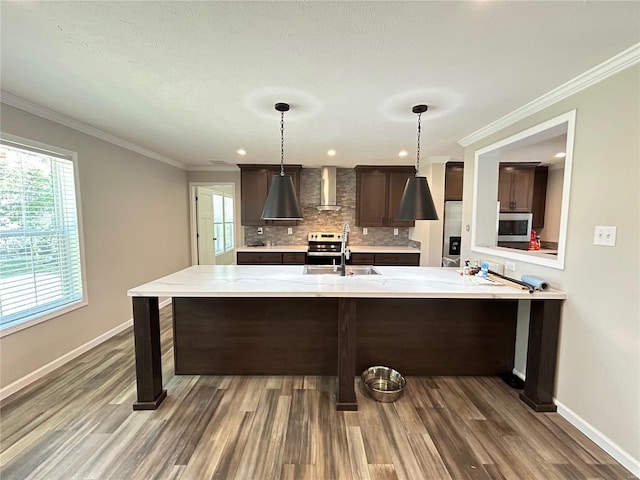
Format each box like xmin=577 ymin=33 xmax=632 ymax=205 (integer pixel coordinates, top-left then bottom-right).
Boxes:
xmin=0 ymin=134 xmax=87 ymax=336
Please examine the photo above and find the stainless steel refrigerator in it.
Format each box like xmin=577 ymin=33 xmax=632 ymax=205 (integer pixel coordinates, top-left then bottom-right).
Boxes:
xmin=442 ymin=201 xmax=462 ymax=267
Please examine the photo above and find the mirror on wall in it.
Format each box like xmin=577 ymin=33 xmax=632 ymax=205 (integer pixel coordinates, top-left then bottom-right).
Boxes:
xmin=471 ymin=110 xmax=576 ymax=269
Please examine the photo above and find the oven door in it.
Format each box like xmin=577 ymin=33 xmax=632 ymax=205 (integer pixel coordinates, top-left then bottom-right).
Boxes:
xmin=306 ymin=252 xmax=343 ymax=265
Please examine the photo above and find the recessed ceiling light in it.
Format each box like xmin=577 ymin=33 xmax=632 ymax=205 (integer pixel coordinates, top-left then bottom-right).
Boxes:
xmin=398 ymin=150 xmax=408 ymax=157
xmin=554 ymin=152 xmax=566 ymax=158
xmin=327 ymin=149 xmax=336 ymax=156
xmin=237 ymin=149 xmax=246 ymax=155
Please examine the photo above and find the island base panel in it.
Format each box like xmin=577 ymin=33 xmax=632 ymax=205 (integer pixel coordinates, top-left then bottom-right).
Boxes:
xmin=356 ymin=299 xmax=518 ymax=376
xmin=172 ymin=297 xmax=338 ymax=375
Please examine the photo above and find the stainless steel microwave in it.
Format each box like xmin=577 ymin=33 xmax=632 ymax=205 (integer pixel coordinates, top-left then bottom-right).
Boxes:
xmin=497 ymin=213 xmax=532 ymax=242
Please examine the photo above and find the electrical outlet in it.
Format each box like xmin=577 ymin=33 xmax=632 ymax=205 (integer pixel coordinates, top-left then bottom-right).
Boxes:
xmin=363 ymin=228 xmax=368 ymax=235
xmin=257 ymin=227 xmax=263 ymax=235
xmin=393 ymin=228 xmax=399 ymax=236
xmin=593 ymin=226 xmax=616 ymax=246
xmin=504 ymin=261 xmax=516 ymax=272
xmin=287 ymin=227 xmax=293 ymax=235
xmin=485 ymin=261 xmax=503 ymax=275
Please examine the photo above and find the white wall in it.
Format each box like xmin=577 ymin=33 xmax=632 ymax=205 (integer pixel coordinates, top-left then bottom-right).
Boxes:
xmin=0 ymin=104 xmax=191 ymax=390
xmin=459 ymin=65 xmax=639 ymax=468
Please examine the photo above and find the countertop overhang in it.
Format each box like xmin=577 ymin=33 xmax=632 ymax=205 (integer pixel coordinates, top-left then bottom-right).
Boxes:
xmin=128 ymin=265 xmax=566 ymax=300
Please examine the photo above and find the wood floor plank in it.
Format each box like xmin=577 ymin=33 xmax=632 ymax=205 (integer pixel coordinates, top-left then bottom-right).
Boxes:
xmin=368 ymin=464 xmax=400 ymax=480
xmin=355 ymin=381 xmax=394 ymax=464
xmin=282 ymin=388 xmax=319 ymax=465
xmin=233 ymin=388 xmax=281 ymax=480
xmin=377 ymin=402 xmax=432 ymax=480
xmin=416 ymin=406 xmax=492 ymax=480
xmin=346 ymin=426 xmax=372 ymax=480
xmin=1 ymin=303 xmax=636 ymax=480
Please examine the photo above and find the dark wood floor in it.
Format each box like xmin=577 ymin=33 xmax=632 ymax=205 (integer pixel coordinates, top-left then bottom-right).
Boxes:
xmin=0 ymin=305 xmax=635 ymax=480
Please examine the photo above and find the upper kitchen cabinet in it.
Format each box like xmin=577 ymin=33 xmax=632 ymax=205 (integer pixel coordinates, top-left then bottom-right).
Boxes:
xmin=498 ymin=163 xmax=536 ymax=212
xmin=239 ymin=164 xmax=302 ymax=226
xmin=355 ymin=166 xmax=415 ymax=227
xmin=445 ymin=162 xmax=464 ymax=201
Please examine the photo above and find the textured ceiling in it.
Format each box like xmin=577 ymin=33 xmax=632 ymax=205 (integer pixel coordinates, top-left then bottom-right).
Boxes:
xmin=1 ymin=1 xmax=639 ymax=169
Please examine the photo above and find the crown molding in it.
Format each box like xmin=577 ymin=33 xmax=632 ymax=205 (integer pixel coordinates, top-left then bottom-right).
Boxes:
xmin=0 ymin=91 xmax=186 ymax=169
xmin=458 ymin=42 xmax=640 ymax=147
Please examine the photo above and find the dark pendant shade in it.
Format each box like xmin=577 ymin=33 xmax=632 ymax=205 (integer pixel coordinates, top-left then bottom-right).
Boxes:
xmin=261 ymin=174 xmax=303 ymax=220
xmin=396 ymin=175 xmax=439 ymax=221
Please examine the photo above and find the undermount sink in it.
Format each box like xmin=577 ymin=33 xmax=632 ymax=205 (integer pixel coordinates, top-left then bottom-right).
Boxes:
xmin=303 ymin=265 xmax=380 ymax=275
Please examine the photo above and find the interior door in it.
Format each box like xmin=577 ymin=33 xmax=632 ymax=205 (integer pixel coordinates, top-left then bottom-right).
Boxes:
xmin=196 ymin=187 xmax=216 ymax=265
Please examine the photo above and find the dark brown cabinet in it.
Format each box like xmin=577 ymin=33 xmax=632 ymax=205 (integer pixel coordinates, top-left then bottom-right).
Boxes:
xmin=350 ymin=252 xmax=420 ymax=266
xmin=350 ymin=253 xmax=375 ymax=265
xmin=236 ymin=252 xmax=284 ymax=265
xmin=355 ymin=166 xmax=415 ymax=227
xmin=498 ymin=163 xmax=536 ymax=213
xmin=239 ymin=164 xmax=302 ymax=226
xmin=532 ymin=166 xmax=549 ymax=230
xmin=237 ymin=251 xmax=306 ymax=265
xmin=282 ymin=252 xmax=306 ymax=265
xmin=445 ymin=162 xmax=464 ymax=201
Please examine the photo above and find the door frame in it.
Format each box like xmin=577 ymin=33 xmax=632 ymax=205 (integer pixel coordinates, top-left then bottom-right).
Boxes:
xmin=189 ymin=182 xmax=237 ymax=266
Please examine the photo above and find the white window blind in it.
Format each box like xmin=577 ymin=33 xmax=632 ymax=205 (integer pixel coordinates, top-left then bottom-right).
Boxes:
xmin=0 ymin=140 xmax=85 ymax=331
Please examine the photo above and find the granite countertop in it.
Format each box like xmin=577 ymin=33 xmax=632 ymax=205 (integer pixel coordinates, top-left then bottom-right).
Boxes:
xmin=236 ymin=245 xmax=420 ymax=254
xmin=128 ymin=265 xmax=566 ymax=300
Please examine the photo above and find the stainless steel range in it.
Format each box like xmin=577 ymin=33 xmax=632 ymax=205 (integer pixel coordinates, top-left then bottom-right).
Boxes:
xmin=306 ymin=232 xmax=344 ymax=265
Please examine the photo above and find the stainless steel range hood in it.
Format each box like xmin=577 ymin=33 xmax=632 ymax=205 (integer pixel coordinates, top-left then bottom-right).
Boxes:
xmin=316 ymin=166 xmax=342 ymax=211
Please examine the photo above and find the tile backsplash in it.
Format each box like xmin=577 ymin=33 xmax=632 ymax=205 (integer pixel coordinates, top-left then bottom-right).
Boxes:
xmin=244 ymin=168 xmax=414 ymax=246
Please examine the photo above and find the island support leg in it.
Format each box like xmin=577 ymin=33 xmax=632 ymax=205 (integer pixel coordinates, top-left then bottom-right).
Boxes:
xmin=337 ymin=298 xmax=357 ymax=411
xmin=520 ymin=299 xmax=562 ymax=412
xmin=132 ymin=296 xmax=167 ymax=410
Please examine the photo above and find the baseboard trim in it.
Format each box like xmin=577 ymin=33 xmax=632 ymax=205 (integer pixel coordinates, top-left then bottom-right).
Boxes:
xmin=0 ymin=298 xmax=171 ymax=402
xmin=511 ymin=368 xmax=638 ymax=476
xmin=555 ymin=400 xmax=640 ymax=478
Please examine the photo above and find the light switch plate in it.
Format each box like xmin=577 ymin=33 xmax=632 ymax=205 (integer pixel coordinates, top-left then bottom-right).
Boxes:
xmin=393 ymin=228 xmax=399 ymax=236
xmin=257 ymin=227 xmax=263 ymax=235
xmin=287 ymin=227 xmax=293 ymax=235
xmin=593 ymin=226 xmax=616 ymax=246
xmin=363 ymin=228 xmax=368 ymax=235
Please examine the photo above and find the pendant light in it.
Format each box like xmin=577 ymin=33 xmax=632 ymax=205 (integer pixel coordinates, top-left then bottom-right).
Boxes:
xmin=396 ymin=104 xmax=439 ymax=221
xmin=261 ymin=102 xmax=303 ymax=220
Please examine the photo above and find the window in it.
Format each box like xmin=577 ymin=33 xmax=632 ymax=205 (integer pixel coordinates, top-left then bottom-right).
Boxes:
xmin=213 ymin=193 xmax=234 ymax=255
xmin=0 ymin=135 xmax=86 ymax=335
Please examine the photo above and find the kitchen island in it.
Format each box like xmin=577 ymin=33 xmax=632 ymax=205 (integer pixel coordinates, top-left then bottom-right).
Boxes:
xmin=128 ymin=265 xmax=566 ymax=412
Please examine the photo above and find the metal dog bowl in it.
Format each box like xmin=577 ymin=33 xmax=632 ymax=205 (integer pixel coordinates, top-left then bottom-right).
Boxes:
xmin=361 ymin=366 xmax=406 ymax=402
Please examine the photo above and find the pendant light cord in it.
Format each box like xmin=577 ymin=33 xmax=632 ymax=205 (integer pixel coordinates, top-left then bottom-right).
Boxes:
xmin=415 ymin=111 xmax=422 ymax=176
xmin=280 ymin=110 xmax=285 ymax=176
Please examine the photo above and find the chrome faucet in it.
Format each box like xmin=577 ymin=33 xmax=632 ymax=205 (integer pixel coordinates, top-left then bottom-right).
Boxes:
xmin=340 ymin=223 xmax=351 ymax=276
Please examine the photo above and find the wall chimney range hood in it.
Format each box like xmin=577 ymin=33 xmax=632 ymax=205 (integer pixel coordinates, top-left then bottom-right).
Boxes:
xmin=316 ymin=166 xmax=342 ymax=211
